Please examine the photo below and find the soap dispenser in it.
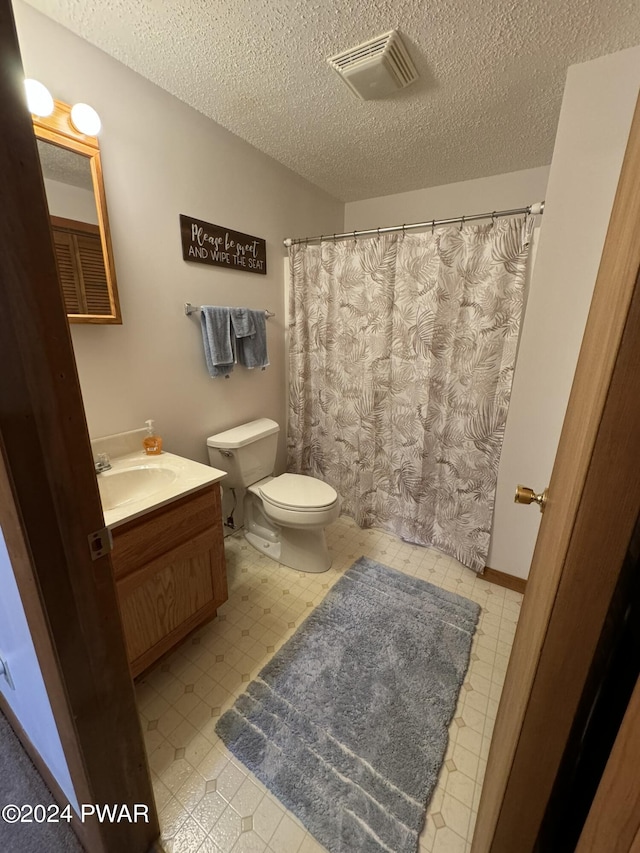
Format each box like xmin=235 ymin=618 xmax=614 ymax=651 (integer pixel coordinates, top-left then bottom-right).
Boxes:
xmin=143 ymin=419 xmax=163 ymax=455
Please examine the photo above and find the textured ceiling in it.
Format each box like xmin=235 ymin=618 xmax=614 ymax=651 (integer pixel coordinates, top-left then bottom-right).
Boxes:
xmin=24 ymin=0 xmax=640 ymax=202
xmin=37 ymin=139 xmax=93 ymax=189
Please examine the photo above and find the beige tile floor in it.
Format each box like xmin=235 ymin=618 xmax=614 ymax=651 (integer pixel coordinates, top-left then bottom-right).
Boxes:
xmin=136 ymin=515 xmax=522 ymax=853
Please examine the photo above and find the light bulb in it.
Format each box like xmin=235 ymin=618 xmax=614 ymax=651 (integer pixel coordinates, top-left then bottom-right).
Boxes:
xmin=70 ymin=103 xmax=101 ymax=136
xmin=24 ymin=79 xmax=54 ymax=117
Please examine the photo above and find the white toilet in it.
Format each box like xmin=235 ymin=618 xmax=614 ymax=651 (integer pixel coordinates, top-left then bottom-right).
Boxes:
xmin=207 ymin=419 xmax=340 ymax=573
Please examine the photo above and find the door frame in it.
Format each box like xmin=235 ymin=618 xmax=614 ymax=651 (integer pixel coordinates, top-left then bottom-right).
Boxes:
xmin=473 ymin=92 xmax=640 ymax=851
xmin=0 ymin=4 xmax=158 ymax=851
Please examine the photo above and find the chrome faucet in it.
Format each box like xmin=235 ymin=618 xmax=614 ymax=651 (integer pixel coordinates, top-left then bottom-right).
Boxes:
xmin=94 ymin=452 xmax=111 ymax=474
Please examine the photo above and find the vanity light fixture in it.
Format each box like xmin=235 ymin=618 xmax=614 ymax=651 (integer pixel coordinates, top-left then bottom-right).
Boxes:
xmin=70 ymin=102 xmax=101 ymax=136
xmin=24 ymin=78 xmax=54 ymax=117
xmin=24 ymin=79 xmax=101 ymax=137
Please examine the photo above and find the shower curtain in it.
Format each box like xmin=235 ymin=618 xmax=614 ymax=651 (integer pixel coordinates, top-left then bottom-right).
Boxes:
xmin=287 ymin=217 xmax=533 ymax=572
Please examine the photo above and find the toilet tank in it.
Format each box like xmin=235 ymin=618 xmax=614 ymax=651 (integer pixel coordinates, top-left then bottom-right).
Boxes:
xmin=207 ymin=418 xmax=279 ymax=489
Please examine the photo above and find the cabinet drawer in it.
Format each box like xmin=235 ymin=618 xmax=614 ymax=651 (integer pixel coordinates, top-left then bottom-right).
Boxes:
xmin=111 ymin=485 xmax=221 ymax=580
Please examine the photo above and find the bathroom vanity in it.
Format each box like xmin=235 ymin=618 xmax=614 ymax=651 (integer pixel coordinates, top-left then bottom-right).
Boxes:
xmin=92 ymin=429 xmax=227 ymax=677
xmin=110 ymin=484 xmax=226 ymax=677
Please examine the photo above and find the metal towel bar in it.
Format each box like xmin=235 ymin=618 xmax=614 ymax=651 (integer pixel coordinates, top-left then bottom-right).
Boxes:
xmin=185 ymin=302 xmax=275 ymax=318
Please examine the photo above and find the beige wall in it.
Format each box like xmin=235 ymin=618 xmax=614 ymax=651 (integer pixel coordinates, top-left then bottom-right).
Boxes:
xmin=344 ymin=166 xmax=550 ymax=231
xmin=489 ymin=45 xmax=640 ymax=578
xmin=43 ymin=178 xmax=99 ymax=224
xmin=14 ymin=0 xmax=343 ymax=471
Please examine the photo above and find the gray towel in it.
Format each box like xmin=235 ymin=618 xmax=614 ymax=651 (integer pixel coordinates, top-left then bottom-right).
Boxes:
xmin=200 ymin=306 xmax=234 ymax=378
xmin=230 ymin=307 xmax=255 ymax=338
xmin=236 ymin=309 xmax=269 ymax=370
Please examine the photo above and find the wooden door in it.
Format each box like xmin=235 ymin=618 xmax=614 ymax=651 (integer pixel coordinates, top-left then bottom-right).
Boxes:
xmin=575 ymin=673 xmax=640 ymax=852
xmin=472 ymin=94 xmax=640 ymax=851
xmin=0 ymin=4 xmax=158 ymax=852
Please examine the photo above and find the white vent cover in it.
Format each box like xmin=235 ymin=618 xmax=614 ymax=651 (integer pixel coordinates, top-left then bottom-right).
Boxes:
xmin=327 ymin=30 xmax=418 ymax=100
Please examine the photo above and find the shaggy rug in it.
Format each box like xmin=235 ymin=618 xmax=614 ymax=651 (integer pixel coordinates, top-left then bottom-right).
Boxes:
xmin=216 ymin=556 xmax=480 ymax=853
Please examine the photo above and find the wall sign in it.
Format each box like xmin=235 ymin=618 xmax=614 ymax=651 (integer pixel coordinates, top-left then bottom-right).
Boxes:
xmin=180 ymin=214 xmax=267 ymax=275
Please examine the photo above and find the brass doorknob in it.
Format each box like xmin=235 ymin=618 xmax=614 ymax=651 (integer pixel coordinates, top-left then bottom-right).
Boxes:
xmin=514 ymin=485 xmax=548 ymax=513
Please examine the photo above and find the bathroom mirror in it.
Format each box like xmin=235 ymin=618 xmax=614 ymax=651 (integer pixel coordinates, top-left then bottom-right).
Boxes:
xmin=33 ymin=99 xmax=122 ymax=324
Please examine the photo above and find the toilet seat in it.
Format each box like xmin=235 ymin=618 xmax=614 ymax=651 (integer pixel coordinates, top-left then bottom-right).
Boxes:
xmin=259 ymin=473 xmax=337 ymax=512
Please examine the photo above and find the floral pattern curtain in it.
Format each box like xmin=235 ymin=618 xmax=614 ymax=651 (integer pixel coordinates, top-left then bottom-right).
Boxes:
xmin=287 ymin=218 xmax=532 ymax=572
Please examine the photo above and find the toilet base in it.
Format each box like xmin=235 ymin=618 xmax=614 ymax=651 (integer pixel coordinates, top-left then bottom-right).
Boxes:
xmin=243 ymin=491 xmax=332 ymax=573
xmin=244 ymin=528 xmax=331 ymax=573
xmin=245 ymin=529 xmax=282 ymax=563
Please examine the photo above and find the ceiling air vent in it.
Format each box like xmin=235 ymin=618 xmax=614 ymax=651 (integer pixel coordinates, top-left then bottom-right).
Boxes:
xmin=327 ymin=30 xmax=418 ymax=100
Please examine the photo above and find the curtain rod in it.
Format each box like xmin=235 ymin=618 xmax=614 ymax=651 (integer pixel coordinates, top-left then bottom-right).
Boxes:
xmin=283 ymin=201 xmax=545 ymax=247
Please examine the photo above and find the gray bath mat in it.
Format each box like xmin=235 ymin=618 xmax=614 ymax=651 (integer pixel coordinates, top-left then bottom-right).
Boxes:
xmin=216 ymin=556 xmax=480 ymax=853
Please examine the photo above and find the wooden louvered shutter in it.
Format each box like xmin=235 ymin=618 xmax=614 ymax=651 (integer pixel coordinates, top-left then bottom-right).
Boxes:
xmin=50 ymin=218 xmax=111 ymax=316
xmin=52 ymin=229 xmax=85 ymax=314
xmin=75 ymin=234 xmax=110 ymax=315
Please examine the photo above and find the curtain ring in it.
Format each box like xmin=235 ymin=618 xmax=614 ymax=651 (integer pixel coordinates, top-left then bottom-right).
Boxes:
xmin=377 ymin=227 xmax=381 ymax=241
xmin=353 ymin=230 xmax=357 ymax=243
xmin=491 ymin=211 xmax=497 ymax=228
xmin=402 ymin=224 xmax=406 ymax=240
xmin=459 ymin=216 xmax=465 ymax=232
xmin=431 ymin=219 xmax=435 ymax=235
xmin=332 ymin=233 xmax=336 ymax=243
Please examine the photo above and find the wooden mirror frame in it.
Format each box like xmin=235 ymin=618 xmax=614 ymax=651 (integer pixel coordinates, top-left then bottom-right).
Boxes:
xmin=33 ymin=98 xmax=122 ymax=324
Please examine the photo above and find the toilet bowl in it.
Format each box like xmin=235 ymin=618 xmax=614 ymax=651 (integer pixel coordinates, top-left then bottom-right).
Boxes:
xmin=206 ymin=419 xmax=339 ymax=573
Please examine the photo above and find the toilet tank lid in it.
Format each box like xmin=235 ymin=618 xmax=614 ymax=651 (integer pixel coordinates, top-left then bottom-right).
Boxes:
xmin=207 ymin=418 xmax=279 ymax=449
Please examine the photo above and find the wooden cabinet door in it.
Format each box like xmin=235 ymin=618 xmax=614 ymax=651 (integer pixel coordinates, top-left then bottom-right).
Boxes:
xmin=118 ymin=535 xmax=218 ymax=666
xmin=111 ymin=485 xmax=228 ymax=677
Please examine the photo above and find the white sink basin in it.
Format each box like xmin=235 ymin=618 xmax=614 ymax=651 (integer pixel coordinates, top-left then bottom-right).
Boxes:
xmin=98 ymin=465 xmax=178 ymax=511
xmin=90 ymin=443 xmax=226 ymax=529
